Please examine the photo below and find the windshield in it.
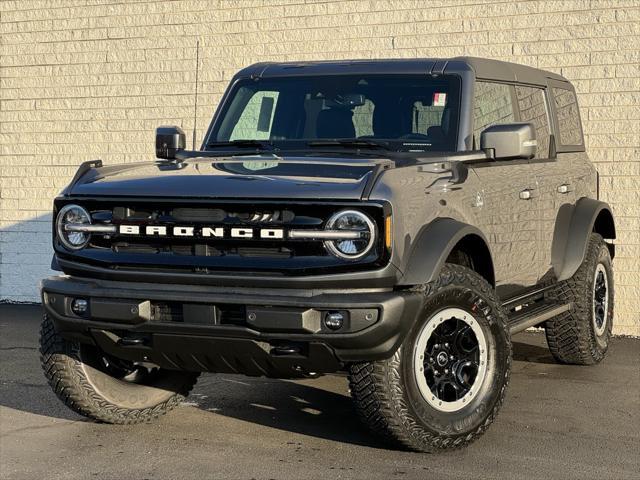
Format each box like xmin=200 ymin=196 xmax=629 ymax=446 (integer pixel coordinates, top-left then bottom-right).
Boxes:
xmin=208 ymin=74 xmax=461 ymax=153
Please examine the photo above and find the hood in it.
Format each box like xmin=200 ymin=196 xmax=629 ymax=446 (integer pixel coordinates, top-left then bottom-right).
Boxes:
xmin=68 ymin=155 xmax=392 ymax=200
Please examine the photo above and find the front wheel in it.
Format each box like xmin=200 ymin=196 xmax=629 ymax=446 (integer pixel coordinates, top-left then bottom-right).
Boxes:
xmin=349 ymin=264 xmax=511 ymax=452
xmin=40 ymin=314 xmax=199 ymax=424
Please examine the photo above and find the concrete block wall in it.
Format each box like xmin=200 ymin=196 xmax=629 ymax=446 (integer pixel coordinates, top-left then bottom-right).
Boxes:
xmin=1 ymin=0 xmax=638 ymax=335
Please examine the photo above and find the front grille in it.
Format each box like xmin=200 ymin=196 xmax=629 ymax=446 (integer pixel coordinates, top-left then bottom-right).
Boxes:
xmin=112 ymin=242 xmax=294 ymax=258
xmin=112 ymin=206 xmax=296 ymax=224
xmin=55 ymin=199 xmax=389 ymax=276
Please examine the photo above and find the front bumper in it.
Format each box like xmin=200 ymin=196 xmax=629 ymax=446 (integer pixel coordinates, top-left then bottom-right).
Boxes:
xmin=41 ymin=276 xmax=424 ymax=378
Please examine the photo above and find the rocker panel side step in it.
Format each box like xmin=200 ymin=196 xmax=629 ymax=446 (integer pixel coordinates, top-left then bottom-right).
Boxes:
xmin=508 ymin=301 xmax=571 ymax=335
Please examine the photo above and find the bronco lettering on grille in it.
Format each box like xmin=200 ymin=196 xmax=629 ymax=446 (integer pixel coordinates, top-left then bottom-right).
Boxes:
xmin=118 ymin=225 xmax=285 ymax=239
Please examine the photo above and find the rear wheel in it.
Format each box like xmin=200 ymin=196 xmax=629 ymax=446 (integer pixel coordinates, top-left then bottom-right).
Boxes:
xmin=40 ymin=314 xmax=199 ymax=424
xmin=545 ymin=233 xmax=614 ymax=365
xmin=349 ymin=264 xmax=511 ymax=452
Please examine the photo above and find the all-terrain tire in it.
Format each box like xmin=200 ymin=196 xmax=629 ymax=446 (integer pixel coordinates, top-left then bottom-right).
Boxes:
xmin=545 ymin=233 xmax=614 ymax=365
xmin=348 ymin=264 xmax=511 ymax=452
xmin=40 ymin=314 xmax=199 ymax=424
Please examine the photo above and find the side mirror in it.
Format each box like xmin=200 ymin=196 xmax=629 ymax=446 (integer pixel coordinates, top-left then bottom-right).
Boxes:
xmin=481 ymin=123 xmax=536 ymax=160
xmin=156 ymin=125 xmax=186 ymax=160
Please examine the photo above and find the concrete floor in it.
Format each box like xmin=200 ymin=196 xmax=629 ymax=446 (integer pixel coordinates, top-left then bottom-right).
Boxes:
xmin=1 ymin=304 xmax=638 ymax=480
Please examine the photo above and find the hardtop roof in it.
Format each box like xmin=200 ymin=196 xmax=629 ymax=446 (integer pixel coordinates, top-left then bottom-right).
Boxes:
xmin=236 ymin=56 xmax=570 ymax=88
xmin=459 ymin=56 xmax=568 ymax=86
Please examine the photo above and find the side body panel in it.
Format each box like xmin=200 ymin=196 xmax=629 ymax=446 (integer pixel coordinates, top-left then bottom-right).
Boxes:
xmin=370 ymin=154 xmax=603 ymax=296
xmin=369 ymin=160 xmax=536 ymax=292
xmin=468 ymin=161 xmax=541 ymax=297
xmin=532 ymin=151 xmax=596 ymax=282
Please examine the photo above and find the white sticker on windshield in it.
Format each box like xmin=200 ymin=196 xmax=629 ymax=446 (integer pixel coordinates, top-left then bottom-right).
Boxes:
xmin=433 ymin=92 xmax=447 ymax=107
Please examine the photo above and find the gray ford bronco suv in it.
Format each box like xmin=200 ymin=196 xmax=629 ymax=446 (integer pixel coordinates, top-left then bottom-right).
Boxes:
xmin=41 ymin=57 xmax=615 ymax=452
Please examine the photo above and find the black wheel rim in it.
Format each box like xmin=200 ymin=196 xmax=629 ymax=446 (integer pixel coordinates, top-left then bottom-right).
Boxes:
xmin=593 ymin=264 xmax=608 ymax=334
xmin=424 ymin=317 xmax=480 ymax=402
xmin=414 ymin=307 xmax=488 ymax=412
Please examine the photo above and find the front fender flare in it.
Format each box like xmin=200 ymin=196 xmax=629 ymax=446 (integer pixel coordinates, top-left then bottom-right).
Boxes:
xmin=398 ymin=218 xmax=494 ymax=286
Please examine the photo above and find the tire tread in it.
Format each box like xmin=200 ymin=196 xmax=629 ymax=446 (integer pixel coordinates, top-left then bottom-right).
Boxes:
xmin=348 ymin=264 xmax=511 ymax=452
xmin=545 ymin=233 xmax=613 ymax=365
xmin=39 ymin=314 xmax=199 ymax=424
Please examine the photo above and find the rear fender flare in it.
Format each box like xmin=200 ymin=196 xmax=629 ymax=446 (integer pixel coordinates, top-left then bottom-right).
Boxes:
xmin=552 ymin=197 xmax=615 ymax=282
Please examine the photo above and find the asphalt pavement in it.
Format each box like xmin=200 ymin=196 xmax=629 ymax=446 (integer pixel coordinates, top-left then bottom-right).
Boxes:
xmin=1 ymin=303 xmax=638 ymax=480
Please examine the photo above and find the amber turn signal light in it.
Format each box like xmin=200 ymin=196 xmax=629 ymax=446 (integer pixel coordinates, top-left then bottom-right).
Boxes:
xmin=385 ymin=215 xmax=392 ymax=250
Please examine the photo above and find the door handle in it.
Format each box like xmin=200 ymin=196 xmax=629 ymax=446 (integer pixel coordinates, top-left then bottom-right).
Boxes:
xmin=557 ymin=183 xmax=571 ymax=194
xmin=519 ymin=188 xmax=535 ymax=200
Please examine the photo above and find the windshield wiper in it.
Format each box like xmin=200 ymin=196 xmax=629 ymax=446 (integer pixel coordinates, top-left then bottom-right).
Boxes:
xmin=206 ymin=139 xmax=275 ymax=151
xmin=307 ymin=139 xmax=390 ymax=150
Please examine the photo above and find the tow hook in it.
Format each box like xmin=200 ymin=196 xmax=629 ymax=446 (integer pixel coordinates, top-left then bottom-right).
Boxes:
xmin=270 ymin=345 xmax=300 ymax=356
xmin=293 ymin=365 xmax=321 ymax=378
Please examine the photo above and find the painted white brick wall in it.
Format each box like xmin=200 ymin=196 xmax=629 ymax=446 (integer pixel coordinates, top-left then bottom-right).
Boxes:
xmin=1 ymin=0 xmax=638 ymax=334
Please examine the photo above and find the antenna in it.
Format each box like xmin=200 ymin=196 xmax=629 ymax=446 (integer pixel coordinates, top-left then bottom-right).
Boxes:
xmin=192 ymin=40 xmax=200 ymax=150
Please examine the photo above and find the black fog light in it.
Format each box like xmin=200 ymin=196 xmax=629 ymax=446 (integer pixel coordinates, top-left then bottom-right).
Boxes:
xmin=71 ymin=298 xmax=89 ymax=316
xmin=324 ymin=312 xmax=344 ymax=330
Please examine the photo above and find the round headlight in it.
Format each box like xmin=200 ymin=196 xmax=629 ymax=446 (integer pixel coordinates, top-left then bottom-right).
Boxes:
xmin=56 ymin=204 xmax=91 ymax=250
xmin=324 ymin=210 xmax=376 ymax=260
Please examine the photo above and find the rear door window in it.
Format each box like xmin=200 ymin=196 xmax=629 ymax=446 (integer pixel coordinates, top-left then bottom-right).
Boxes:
xmin=515 ymin=85 xmax=551 ymax=159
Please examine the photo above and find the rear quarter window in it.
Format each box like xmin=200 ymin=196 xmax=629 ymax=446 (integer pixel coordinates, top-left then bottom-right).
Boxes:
xmin=552 ymin=87 xmax=583 ymax=148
